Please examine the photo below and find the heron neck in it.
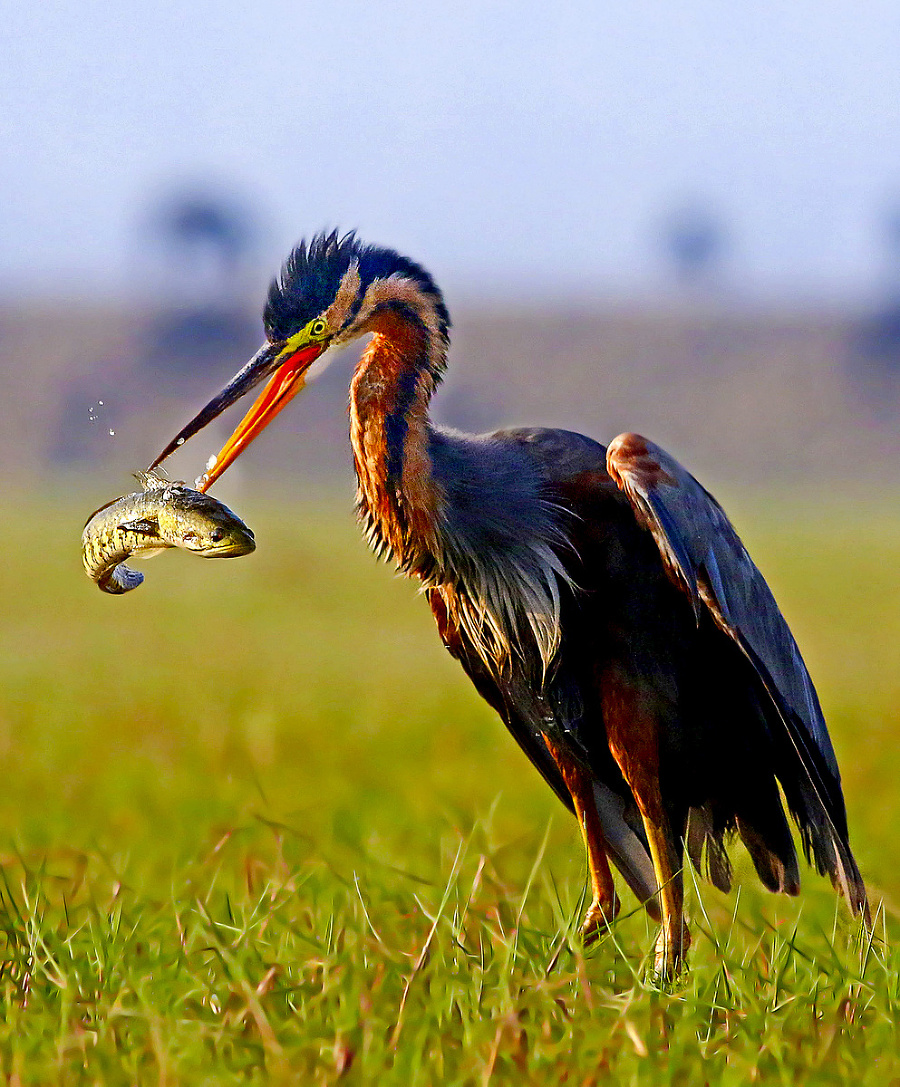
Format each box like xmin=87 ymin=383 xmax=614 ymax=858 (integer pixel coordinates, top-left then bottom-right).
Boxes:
xmin=349 ymin=311 xmax=445 ymax=571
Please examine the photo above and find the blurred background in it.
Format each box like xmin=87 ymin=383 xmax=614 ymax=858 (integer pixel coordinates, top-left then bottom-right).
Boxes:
xmin=3 ymin=0 xmax=900 ymax=492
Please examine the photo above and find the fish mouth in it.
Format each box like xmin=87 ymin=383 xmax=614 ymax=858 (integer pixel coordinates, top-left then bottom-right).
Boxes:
xmin=148 ymin=340 xmax=326 ymax=492
xmin=181 ymin=527 xmax=256 ymax=558
xmin=206 ymin=531 xmax=257 ymax=558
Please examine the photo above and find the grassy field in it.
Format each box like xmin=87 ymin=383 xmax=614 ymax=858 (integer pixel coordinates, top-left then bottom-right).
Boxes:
xmin=0 ymin=483 xmax=898 ymax=1083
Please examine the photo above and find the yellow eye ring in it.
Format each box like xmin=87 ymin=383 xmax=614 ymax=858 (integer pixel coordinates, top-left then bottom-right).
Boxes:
xmin=310 ymin=318 xmax=327 ymax=338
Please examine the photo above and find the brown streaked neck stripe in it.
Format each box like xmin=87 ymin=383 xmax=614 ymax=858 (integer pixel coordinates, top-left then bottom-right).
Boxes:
xmin=349 ymin=302 xmax=445 ymax=563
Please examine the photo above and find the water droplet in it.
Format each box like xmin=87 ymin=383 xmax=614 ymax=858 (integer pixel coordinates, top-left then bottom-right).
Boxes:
xmin=176 ymin=437 xmax=185 ymax=446
xmin=108 ymin=429 xmax=115 ymax=437
xmin=98 ymin=400 xmax=104 ymax=406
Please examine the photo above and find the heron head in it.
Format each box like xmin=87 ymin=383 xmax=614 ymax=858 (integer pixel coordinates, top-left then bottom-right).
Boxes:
xmin=148 ymin=230 xmax=449 ymax=490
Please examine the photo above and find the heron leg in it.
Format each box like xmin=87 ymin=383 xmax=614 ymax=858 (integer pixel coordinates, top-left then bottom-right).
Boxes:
xmin=640 ymin=812 xmax=689 ymax=983
xmin=542 ymin=733 xmax=620 ymax=939
xmin=611 ymin=760 xmax=689 ymax=981
xmin=601 ymin=676 xmax=690 ymax=982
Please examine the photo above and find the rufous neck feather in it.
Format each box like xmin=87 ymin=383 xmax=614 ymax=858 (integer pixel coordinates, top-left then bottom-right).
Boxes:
xmin=347 ymin=274 xmax=448 ymax=571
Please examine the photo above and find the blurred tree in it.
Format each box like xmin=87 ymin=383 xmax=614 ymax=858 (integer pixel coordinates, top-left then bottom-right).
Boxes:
xmin=658 ymin=200 xmax=729 ymax=290
xmin=140 ymin=188 xmax=263 ymax=375
xmin=848 ymin=199 xmax=900 ymax=420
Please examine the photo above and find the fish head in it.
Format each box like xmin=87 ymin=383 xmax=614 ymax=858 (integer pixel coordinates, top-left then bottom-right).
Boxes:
xmin=159 ymin=489 xmax=256 ymax=558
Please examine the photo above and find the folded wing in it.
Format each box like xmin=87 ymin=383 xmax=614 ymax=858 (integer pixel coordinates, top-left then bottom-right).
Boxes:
xmin=606 ymin=432 xmax=867 ymax=918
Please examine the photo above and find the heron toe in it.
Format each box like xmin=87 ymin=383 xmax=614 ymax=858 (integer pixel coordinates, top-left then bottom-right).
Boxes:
xmin=580 ymin=893 xmax=620 ymax=944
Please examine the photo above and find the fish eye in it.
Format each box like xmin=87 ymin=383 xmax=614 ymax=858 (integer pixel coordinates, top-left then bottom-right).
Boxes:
xmin=210 ymin=529 xmax=226 ymax=542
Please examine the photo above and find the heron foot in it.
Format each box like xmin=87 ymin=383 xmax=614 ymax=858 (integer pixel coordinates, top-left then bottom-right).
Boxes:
xmin=580 ymin=893 xmax=620 ymax=944
xmin=647 ymin=919 xmax=691 ymax=988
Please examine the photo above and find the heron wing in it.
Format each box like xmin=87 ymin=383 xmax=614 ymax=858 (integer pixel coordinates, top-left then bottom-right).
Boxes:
xmin=606 ymin=432 xmax=867 ymax=915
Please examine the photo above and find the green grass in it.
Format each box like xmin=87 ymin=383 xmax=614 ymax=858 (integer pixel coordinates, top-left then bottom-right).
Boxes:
xmin=0 ymin=483 xmax=898 ymax=1083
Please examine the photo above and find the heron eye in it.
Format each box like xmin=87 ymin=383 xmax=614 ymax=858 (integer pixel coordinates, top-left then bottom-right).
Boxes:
xmin=310 ymin=318 xmax=327 ymax=338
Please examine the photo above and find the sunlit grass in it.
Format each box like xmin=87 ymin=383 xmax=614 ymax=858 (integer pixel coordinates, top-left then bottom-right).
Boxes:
xmin=0 ymin=483 xmax=897 ymax=1082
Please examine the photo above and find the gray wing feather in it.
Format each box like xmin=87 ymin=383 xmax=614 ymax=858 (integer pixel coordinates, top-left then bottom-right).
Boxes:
xmin=606 ymin=433 xmax=867 ymax=916
xmin=606 ymin=432 xmax=837 ymax=773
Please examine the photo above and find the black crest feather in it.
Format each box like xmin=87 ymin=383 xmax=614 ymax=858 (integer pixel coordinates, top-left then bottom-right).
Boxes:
xmin=263 ymin=230 xmax=450 ymax=344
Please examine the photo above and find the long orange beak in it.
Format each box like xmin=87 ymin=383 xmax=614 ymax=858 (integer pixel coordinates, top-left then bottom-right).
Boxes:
xmin=148 ymin=341 xmax=326 ymax=491
xmin=197 ymin=343 xmax=324 ymax=491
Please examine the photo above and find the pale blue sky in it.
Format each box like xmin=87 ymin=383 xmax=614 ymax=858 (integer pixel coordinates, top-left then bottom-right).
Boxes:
xmin=4 ymin=0 xmax=900 ymax=298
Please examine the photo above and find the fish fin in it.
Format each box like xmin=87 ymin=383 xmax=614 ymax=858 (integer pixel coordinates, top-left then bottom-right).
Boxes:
xmin=118 ymin=517 xmax=160 ymax=537
xmin=135 ymin=468 xmax=170 ymax=490
xmin=99 ymin=565 xmax=145 ymax=594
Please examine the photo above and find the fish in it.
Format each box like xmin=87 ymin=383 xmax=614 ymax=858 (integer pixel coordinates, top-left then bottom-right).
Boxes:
xmin=82 ymin=471 xmax=256 ymax=594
